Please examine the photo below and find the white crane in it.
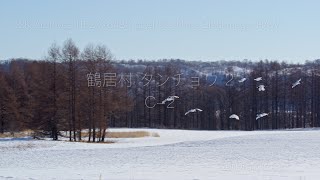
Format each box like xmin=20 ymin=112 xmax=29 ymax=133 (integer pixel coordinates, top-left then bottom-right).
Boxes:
xmin=254 ymin=77 xmax=263 ymax=81
xmin=257 ymin=85 xmax=266 ymax=91
xmin=185 ymin=108 xmax=203 ymax=115
xmin=256 ymin=113 xmax=268 ymax=120
xmin=238 ymin=78 xmax=247 ymax=83
xmin=292 ymin=79 xmax=301 ymax=88
xmin=160 ymin=96 xmax=179 ymax=104
xmin=229 ymin=114 xmax=240 ymax=120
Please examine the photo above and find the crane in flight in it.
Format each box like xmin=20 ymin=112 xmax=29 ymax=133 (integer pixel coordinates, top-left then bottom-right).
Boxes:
xmin=185 ymin=108 xmax=203 ymax=115
xmin=292 ymin=79 xmax=302 ymax=88
xmin=256 ymin=113 xmax=268 ymax=120
xmin=159 ymin=96 xmax=179 ymax=104
xmin=229 ymin=114 xmax=240 ymax=120
xmin=254 ymin=77 xmax=262 ymax=81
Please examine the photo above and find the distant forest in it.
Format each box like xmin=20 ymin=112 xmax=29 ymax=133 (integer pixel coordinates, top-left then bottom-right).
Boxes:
xmin=1 ymin=39 xmax=320 ymax=141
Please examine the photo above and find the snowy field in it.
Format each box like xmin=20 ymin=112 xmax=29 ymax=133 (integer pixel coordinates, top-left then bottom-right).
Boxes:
xmin=1 ymin=128 xmax=320 ymax=180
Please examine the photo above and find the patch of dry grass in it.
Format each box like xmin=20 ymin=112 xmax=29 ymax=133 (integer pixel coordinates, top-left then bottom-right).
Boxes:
xmin=0 ymin=133 xmax=10 ymax=138
xmin=1 ymin=130 xmax=160 ymax=140
xmin=0 ymin=130 xmax=34 ymax=138
xmin=81 ymin=130 xmax=160 ymax=138
xmin=106 ymin=131 xmax=160 ymax=138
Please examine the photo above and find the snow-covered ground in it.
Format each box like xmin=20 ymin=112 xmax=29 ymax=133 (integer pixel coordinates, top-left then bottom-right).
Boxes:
xmin=1 ymin=128 xmax=320 ymax=180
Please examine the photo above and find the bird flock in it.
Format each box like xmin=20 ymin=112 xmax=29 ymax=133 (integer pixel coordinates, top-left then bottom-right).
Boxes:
xmin=160 ymin=76 xmax=302 ymax=119
xmin=229 ymin=76 xmax=302 ymax=121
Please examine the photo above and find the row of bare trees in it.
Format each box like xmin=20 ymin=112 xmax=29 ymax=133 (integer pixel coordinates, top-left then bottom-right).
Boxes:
xmin=0 ymin=39 xmax=130 ymax=141
xmin=109 ymin=59 xmax=320 ymax=131
xmin=1 ymin=40 xmax=320 ymax=139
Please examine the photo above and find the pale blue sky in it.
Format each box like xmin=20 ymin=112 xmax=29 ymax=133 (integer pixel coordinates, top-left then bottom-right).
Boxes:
xmin=1 ymin=0 xmax=320 ymax=63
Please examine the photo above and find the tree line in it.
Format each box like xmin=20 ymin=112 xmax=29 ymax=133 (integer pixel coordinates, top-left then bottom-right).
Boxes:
xmin=1 ymin=39 xmax=320 ymax=141
xmin=0 ymin=39 xmax=129 ymax=142
xmin=113 ymin=59 xmax=320 ymax=131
